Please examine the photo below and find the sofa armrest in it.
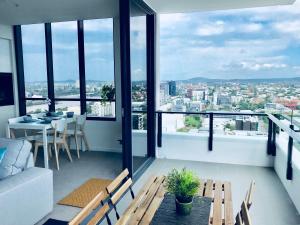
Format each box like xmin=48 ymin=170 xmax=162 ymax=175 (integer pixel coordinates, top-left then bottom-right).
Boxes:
xmin=0 ymin=167 xmax=53 ymax=225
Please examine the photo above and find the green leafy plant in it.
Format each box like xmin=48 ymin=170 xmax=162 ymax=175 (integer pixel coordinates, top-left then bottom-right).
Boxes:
xmin=166 ymin=168 xmax=200 ymax=203
xmin=101 ymin=85 xmax=115 ymax=104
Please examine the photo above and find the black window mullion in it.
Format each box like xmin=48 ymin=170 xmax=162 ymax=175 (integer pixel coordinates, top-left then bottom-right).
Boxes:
xmin=13 ymin=25 xmax=26 ymax=116
xmin=77 ymin=20 xmax=87 ymax=115
xmin=146 ymin=14 xmax=156 ymax=158
xmin=45 ymin=23 xmax=55 ymax=112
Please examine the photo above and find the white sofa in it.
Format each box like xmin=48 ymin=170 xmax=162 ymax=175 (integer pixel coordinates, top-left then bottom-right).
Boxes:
xmin=0 ymin=138 xmax=53 ymax=225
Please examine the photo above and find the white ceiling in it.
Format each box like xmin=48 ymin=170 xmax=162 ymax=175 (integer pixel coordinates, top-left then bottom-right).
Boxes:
xmin=145 ymin=0 xmax=296 ymax=14
xmin=0 ymin=0 xmax=295 ymax=25
xmin=0 ymin=0 xmax=119 ymax=25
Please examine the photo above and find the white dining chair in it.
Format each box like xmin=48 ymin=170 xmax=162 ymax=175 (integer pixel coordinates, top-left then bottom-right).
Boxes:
xmin=33 ymin=119 xmax=73 ymax=170
xmin=66 ymin=113 xmax=90 ymax=159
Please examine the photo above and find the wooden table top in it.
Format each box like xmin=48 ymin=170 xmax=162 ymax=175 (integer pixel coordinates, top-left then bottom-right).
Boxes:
xmin=115 ymin=176 xmax=233 ymax=225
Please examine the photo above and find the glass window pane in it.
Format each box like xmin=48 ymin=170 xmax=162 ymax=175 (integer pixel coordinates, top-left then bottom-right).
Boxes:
xmin=22 ymin=24 xmax=48 ymax=98
xmin=84 ymin=19 xmax=115 ymax=99
xmin=52 ymin=21 xmax=80 ymax=98
xmin=55 ymin=100 xmax=81 ymax=115
xmin=86 ymin=101 xmax=115 ymax=118
xmin=131 ymin=16 xmax=147 ymax=111
xmin=0 ymin=38 xmax=12 ymax=72
xmin=26 ymin=100 xmax=49 ymax=114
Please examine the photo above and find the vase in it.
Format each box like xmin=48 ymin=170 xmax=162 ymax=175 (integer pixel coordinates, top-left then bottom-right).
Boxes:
xmin=175 ymin=198 xmax=193 ymax=215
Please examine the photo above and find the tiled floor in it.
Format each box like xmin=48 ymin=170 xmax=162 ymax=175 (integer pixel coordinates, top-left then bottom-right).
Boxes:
xmin=37 ymin=154 xmax=300 ymax=225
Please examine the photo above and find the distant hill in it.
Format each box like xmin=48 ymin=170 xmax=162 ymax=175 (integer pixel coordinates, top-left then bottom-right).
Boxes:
xmin=178 ymin=77 xmax=300 ymax=84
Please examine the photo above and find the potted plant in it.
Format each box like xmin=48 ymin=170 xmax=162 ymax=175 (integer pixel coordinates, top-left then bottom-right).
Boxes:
xmin=101 ymin=85 xmax=115 ymax=104
xmin=166 ymin=168 xmax=200 ymax=215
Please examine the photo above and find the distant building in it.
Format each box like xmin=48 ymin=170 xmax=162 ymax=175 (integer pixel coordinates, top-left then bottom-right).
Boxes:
xmin=217 ymin=95 xmax=231 ymax=105
xmin=235 ymin=116 xmax=258 ymax=131
xmin=235 ymin=118 xmax=243 ymax=130
xmin=132 ymin=113 xmax=146 ymax=130
xmin=168 ymin=81 xmax=176 ymax=96
xmin=265 ymin=103 xmax=277 ymax=110
xmin=172 ymin=104 xmax=186 ymax=112
xmin=160 ymin=82 xmax=169 ymax=104
xmin=189 ymin=101 xmax=202 ymax=112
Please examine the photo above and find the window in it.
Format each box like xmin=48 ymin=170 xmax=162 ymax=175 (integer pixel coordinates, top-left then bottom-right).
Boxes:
xmin=84 ymin=19 xmax=115 ymax=118
xmin=19 ymin=19 xmax=116 ymax=119
xmin=22 ymin=24 xmax=48 ymax=113
xmin=52 ymin=21 xmax=80 ymax=99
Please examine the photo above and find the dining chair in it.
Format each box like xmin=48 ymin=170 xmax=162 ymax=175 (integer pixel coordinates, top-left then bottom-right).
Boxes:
xmin=66 ymin=113 xmax=90 ymax=159
xmin=245 ymin=180 xmax=255 ymax=209
xmin=33 ymin=119 xmax=73 ymax=170
xmin=106 ymin=169 xmax=135 ymax=220
xmin=234 ymin=201 xmax=252 ymax=225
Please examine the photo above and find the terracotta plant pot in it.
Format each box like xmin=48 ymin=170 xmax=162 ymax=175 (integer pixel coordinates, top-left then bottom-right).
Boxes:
xmin=175 ymin=198 xmax=193 ymax=215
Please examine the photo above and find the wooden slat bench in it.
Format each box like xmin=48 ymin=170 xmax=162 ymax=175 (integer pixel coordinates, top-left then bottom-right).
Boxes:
xmin=115 ymin=177 xmax=233 ymax=225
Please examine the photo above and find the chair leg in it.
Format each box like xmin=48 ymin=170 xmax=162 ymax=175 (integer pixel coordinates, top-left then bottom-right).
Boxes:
xmin=74 ymin=135 xmax=80 ymax=159
xmin=82 ymin=131 xmax=90 ymax=151
xmin=48 ymin=144 xmax=52 ymax=158
xmin=53 ymin=144 xmax=60 ymax=170
xmin=33 ymin=143 xmax=39 ymax=165
xmin=64 ymin=142 xmax=73 ymax=162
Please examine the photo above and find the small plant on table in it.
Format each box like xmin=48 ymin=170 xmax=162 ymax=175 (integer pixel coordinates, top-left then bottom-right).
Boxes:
xmin=166 ymin=168 xmax=200 ymax=215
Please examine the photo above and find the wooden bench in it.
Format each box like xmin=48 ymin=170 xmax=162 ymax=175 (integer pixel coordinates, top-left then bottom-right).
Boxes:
xmin=43 ymin=191 xmax=111 ymax=225
xmin=116 ymin=177 xmax=233 ymax=225
xmin=235 ymin=201 xmax=252 ymax=225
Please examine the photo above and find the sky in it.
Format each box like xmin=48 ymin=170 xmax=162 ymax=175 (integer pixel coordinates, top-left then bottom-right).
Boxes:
xmin=21 ymin=1 xmax=300 ymax=82
xmin=160 ymin=0 xmax=300 ymax=80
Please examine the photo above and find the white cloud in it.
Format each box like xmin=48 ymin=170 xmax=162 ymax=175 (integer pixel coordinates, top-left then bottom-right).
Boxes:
xmin=196 ymin=21 xmax=263 ymax=36
xmin=160 ymin=13 xmax=190 ymax=29
xmin=131 ymin=16 xmax=147 ymax=49
xmin=241 ymin=23 xmax=263 ymax=33
xmin=132 ymin=68 xmax=145 ymax=81
xmin=240 ymin=62 xmax=287 ymax=71
xmin=196 ymin=21 xmax=226 ymax=36
xmin=273 ymin=20 xmax=300 ymax=39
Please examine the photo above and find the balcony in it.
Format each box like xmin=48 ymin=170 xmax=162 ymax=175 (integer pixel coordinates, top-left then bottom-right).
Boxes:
xmin=34 ymin=111 xmax=300 ymax=225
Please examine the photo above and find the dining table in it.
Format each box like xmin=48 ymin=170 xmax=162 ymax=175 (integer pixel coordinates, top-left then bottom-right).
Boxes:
xmin=116 ymin=176 xmax=234 ymax=225
xmin=6 ymin=115 xmax=75 ymax=169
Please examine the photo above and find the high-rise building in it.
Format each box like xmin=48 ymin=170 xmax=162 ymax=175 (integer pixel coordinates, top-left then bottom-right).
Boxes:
xmin=168 ymin=81 xmax=176 ymax=96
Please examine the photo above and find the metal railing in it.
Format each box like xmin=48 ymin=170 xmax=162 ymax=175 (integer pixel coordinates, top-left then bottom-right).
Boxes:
xmin=132 ymin=109 xmax=300 ymax=181
xmin=156 ymin=111 xmax=267 ymax=151
xmin=153 ymin=111 xmax=300 ymax=181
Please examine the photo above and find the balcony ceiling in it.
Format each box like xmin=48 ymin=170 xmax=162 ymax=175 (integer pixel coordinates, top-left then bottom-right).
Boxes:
xmin=0 ymin=0 xmax=295 ymax=25
xmin=145 ymin=0 xmax=295 ymax=13
xmin=0 ymin=0 xmax=118 ymax=25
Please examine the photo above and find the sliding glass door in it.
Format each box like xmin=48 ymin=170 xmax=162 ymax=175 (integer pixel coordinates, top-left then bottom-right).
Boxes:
xmin=120 ymin=0 xmax=156 ymax=177
xmin=130 ymin=3 xmax=148 ymax=173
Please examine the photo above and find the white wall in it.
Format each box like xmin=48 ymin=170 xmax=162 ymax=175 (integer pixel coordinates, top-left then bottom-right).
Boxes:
xmin=0 ymin=24 xmax=18 ymax=138
xmin=155 ymin=132 xmax=273 ymax=167
xmin=274 ymin=133 xmax=300 ymax=213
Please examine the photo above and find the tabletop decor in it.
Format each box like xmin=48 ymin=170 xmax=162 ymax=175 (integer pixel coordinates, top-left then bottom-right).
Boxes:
xmin=166 ymin=168 xmax=200 ymax=215
xmin=150 ymin=194 xmax=212 ymax=225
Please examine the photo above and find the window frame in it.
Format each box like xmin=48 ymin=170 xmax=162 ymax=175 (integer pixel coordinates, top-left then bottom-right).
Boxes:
xmin=14 ymin=19 xmax=117 ymax=121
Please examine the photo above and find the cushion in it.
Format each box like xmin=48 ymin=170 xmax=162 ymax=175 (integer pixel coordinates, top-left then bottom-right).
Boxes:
xmin=0 ymin=138 xmax=32 ymax=179
xmin=0 ymin=147 xmax=7 ymax=163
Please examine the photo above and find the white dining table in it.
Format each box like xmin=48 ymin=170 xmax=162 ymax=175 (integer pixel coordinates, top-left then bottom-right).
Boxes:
xmin=6 ymin=117 xmax=75 ymax=169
